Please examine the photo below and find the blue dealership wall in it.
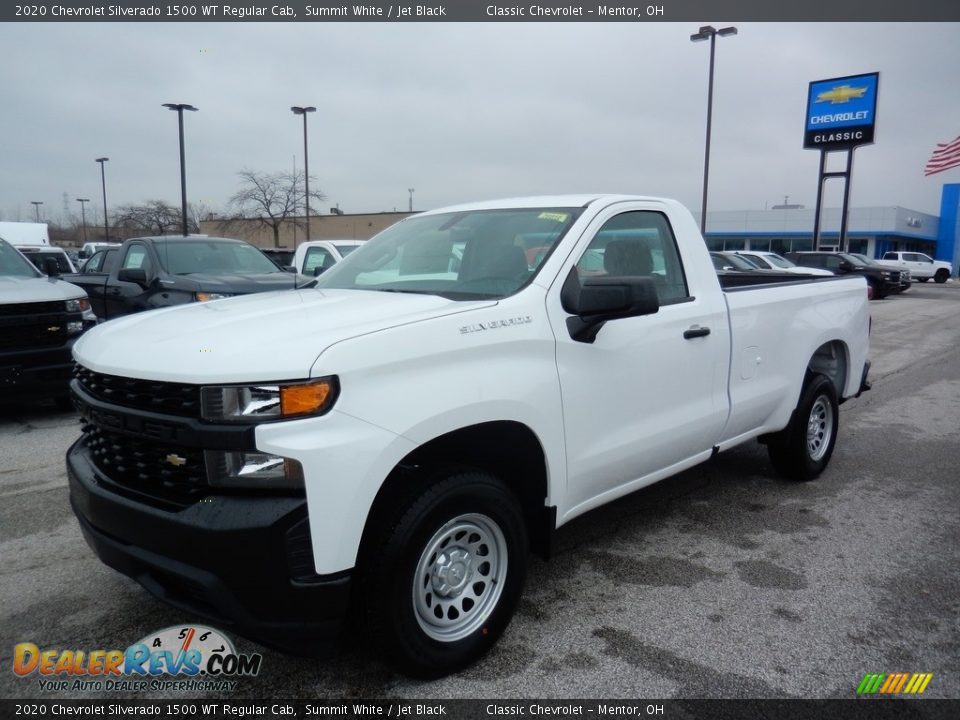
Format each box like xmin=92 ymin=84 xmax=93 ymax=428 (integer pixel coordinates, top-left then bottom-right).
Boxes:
xmin=939 ymin=184 xmax=960 ymax=272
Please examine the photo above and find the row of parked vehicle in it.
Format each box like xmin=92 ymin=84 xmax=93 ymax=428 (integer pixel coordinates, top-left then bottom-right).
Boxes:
xmin=710 ymin=249 xmax=953 ymax=300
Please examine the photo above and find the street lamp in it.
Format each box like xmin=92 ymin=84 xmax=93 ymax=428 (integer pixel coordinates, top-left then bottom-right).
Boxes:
xmin=408 ymin=188 xmax=415 ymax=213
xmin=95 ymin=157 xmax=110 ymax=241
xmin=162 ymin=103 xmax=199 ymax=236
xmin=291 ymin=106 xmax=316 ymax=243
xmin=76 ymin=198 xmax=91 ymax=243
xmin=30 ymin=201 xmax=43 ymax=223
xmin=690 ymin=24 xmax=737 ymax=235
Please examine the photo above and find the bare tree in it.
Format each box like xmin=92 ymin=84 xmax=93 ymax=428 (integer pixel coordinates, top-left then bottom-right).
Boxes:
xmin=220 ymin=169 xmax=325 ymax=247
xmin=113 ymin=200 xmax=185 ymax=235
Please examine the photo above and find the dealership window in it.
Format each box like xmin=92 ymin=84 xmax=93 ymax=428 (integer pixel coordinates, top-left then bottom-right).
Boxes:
xmin=847 ymin=238 xmax=868 ymax=255
xmin=748 ymin=238 xmax=771 ymax=252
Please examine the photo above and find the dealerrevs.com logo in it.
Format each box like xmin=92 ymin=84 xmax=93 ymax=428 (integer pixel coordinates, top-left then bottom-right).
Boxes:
xmin=13 ymin=625 xmax=262 ymax=692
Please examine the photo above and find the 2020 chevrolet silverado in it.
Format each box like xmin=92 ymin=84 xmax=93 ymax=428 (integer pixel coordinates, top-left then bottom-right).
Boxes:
xmin=67 ymin=196 xmax=870 ymax=677
xmin=0 ymin=238 xmax=94 ymax=407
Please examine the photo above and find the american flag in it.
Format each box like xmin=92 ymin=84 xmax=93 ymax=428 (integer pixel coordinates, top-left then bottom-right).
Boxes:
xmin=924 ymin=136 xmax=960 ymax=176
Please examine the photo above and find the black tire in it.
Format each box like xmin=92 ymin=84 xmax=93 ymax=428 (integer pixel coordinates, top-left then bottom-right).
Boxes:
xmin=867 ymin=278 xmax=886 ymax=300
xmin=767 ymin=373 xmax=839 ymax=481
xmin=360 ymin=470 xmax=528 ymax=678
xmin=934 ymin=269 xmax=949 ymax=284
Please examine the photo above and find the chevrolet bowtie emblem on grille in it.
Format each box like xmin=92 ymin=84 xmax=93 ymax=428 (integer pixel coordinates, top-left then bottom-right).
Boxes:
xmin=816 ymin=84 xmax=868 ymax=104
xmin=165 ymin=454 xmax=187 ymax=467
xmin=47 ymin=326 xmax=61 ymax=332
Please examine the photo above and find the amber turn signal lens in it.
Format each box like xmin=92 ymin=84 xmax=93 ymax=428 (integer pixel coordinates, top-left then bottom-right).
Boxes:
xmin=280 ymin=381 xmax=334 ymax=417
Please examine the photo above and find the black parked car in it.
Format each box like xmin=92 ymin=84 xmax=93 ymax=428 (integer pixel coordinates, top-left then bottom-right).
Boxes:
xmin=786 ymin=251 xmax=901 ymax=299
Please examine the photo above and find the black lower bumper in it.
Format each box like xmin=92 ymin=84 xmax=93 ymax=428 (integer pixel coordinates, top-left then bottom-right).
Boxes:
xmin=67 ymin=438 xmax=352 ymax=657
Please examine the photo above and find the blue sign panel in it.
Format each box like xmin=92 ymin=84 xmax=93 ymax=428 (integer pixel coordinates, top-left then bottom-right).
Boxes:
xmin=804 ymin=72 xmax=879 ymax=149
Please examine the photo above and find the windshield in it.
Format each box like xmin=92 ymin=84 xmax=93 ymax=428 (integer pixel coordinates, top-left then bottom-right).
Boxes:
xmin=0 ymin=239 xmax=42 ymax=278
xmin=154 ymin=239 xmax=283 ymax=275
xmin=841 ymin=253 xmax=870 ymax=267
xmin=315 ymin=207 xmax=582 ymax=299
xmin=334 ymin=243 xmax=360 ymax=257
xmin=762 ymin=253 xmax=795 ymax=269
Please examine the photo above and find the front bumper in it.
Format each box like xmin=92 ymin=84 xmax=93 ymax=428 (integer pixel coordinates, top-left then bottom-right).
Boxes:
xmin=67 ymin=437 xmax=352 ymax=657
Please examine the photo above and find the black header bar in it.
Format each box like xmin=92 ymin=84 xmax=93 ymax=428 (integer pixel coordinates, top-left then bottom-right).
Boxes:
xmin=4 ymin=1 xmax=960 ymax=23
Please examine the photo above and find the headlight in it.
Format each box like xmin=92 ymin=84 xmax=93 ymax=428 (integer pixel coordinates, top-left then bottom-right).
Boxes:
xmin=66 ymin=297 xmax=90 ymax=313
xmin=205 ymin=450 xmax=304 ymax=489
xmin=195 ymin=291 xmax=234 ymax=302
xmin=200 ymin=377 xmax=339 ymax=423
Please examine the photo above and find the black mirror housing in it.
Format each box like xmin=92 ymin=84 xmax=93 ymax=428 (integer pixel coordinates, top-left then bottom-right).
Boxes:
xmin=117 ymin=267 xmax=148 ymax=286
xmin=560 ymin=268 xmax=659 ymax=343
xmin=42 ymin=256 xmax=61 ymax=277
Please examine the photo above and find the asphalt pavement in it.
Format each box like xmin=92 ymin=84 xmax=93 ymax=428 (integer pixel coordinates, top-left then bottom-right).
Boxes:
xmin=1 ymin=283 xmax=958 ymax=701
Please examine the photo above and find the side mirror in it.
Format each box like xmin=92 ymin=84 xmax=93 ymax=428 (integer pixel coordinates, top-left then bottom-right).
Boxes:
xmin=117 ymin=267 xmax=148 ymax=286
xmin=560 ymin=267 xmax=659 ymax=343
xmin=42 ymin=256 xmax=61 ymax=277
xmin=313 ymin=266 xmax=326 ymax=277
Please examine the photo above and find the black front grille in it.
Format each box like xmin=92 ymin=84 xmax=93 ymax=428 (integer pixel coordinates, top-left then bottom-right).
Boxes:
xmin=81 ymin=422 xmax=208 ymax=505
xmin=0 ymin=321 xmax=68 ymax=351
xmin=74 ymin=364 xmax=201 ymax=417
xmin=0 ymin=301 xmax=64 ymax=317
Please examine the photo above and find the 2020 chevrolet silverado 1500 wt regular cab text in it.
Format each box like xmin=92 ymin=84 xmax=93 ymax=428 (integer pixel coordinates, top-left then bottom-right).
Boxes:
xmin=67 ymin=196 xmax=871 ymax=677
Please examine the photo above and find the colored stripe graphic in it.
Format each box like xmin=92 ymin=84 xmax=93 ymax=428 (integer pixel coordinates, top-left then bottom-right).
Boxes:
xmin=857 ymin=673 xmax=933 ymax=694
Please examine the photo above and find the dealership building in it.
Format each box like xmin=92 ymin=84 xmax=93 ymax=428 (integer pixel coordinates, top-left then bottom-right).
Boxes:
xmin=699 ymin=184 xmax=960 ymax=270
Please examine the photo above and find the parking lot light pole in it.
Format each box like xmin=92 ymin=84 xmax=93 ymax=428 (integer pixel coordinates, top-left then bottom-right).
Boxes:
xmin=690 ymin=24 xmax=737 ymax=235
xmin=291 ymin=106 xmax=316 ymax=242
xmin=162 ymin=103 xmax=198 ymax=237
xmin=30 ymin=201 xmax=43 ymax=223
xmin=95 ymin=157 xmax=110 ymax=241
xmin=76 ymin=198 xmax=90 ymax=243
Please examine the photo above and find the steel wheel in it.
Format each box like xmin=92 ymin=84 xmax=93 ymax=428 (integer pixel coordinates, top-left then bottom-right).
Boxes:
xmin=413 ymin=513 xmax=508 ymax=642
xmin=806 ymin=395 xmax=834 ymax=462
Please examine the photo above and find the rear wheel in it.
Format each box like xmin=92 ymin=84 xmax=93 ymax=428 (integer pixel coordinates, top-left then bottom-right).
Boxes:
xmin=934 ymin=268 xmax=949 ymax=284
xmin=360 ymin=470 xmax=528 ymax=678
xmin=767 ymin=373 xmax=839 ymax=481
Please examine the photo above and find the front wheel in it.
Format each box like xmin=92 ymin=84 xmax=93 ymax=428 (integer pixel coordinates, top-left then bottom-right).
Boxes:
xmin=934 ymin=268 xmax=949 ymax=283
xmin=767 ymin=373 xmax=839 ymax=481
xmin=360 ymin=470 xmax=528 ymax=678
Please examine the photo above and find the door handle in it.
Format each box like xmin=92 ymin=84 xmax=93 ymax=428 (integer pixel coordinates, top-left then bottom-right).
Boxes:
xmin=683 ymin=325 xmax=711 ymax=339
xmin=109 ymin=288 xmax=122 ymax=295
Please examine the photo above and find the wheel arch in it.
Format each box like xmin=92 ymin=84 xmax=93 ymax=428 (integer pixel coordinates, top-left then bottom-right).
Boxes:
xmin=358 ymin=421 xmax=554 ymax=562
xmin=807 ymin=339 xmax=849 ymax=399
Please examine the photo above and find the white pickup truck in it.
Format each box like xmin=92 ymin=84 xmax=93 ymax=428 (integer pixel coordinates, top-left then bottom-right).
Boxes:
xmin=877 ymin=251 xmax=952 ymax=283
xmin=67 ymin=195 xmax=870 ymax=677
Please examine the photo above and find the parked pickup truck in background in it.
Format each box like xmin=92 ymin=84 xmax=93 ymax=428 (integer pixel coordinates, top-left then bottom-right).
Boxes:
xmin=0 ymin=238 xmax=95 ymax=407
xmin=786 ymin=251 xmax=901 ymax=299
xmin=292 ymin=239 xmax=364 ymax=276
xmin=877 ymin=251 xmax=952 ymax=283
xmin=67 ymin=196 xmax=871 ymax=678
xmin=60 ymin=235 xmax=304 ymax=321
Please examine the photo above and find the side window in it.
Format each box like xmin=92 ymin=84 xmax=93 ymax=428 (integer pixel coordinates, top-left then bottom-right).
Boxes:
xmin=303 ymin=247 xmax=335 ymax=275
xmin=121 ymin=245 xmax=154 ymax=277
xmin=575 ymin=211 xmax=689 ymax=303
xmin=883 ymin=252 xmax=897 ymax=260
xmin=825 ymin=256 xmax=842 ymax=269
xmin=84 ymin=251 xmax=105 ymax=273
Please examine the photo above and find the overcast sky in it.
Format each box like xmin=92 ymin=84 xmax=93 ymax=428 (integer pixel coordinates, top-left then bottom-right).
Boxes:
xmin=2 ymin=21 xmax=959 ymax=227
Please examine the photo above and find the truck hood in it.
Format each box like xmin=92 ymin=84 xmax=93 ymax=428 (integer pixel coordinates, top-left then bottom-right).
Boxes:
xmin=73 ymin=289 xmax=496 ymax=383
xmin=175 ymin=271 xmax=303 ymax=293
xmin=0 ymin=276 xmax=87 ymax=304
